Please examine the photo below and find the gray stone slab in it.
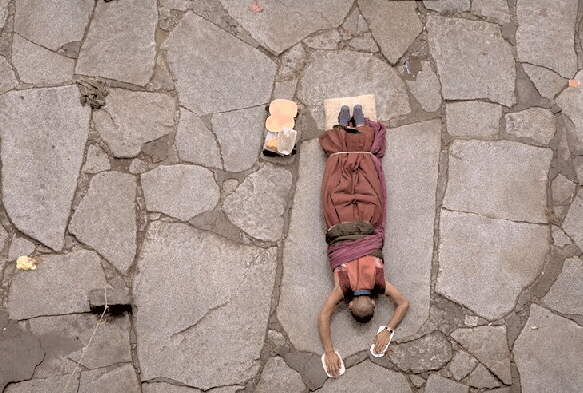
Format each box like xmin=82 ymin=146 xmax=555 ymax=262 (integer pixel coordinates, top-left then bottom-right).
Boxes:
xmin=277 ymin=140 xmax=392 ymax=357
xmin=12 ymin=34 xmax=74 ymax=85
xmin=516 ymin=0 xmax=578 ymax=78
xmin=423 ymin=0 xmax=470 ymax=12
xmin=176 ymin=109 xmax=222 ymax=169
xmin=556 ymin=70 xmax=583 ymax=153
xmin=468 ymin=364 xmax=500 ymax=389
xmin=551 ymin=225 xmax=572 ymax=247
xmin=211 ymin=106 xmax=265 ymax=172
xmin=27 ymin=313 xmax=132 ymax=377
xmin=14 ymin=0 xmax=93 ymax=50
xmin=348 ymin=34 xmax=379 ymax=53
xmin=223 ymin=164 xmax=292 ymax=241
xmin=0 ymin=86 xmax=90 ymax=250
xmin=448 ymin=350 xmax=478 ymax=381
xmin=505 ymin=108 xmax=556 ymax=145
xmin=129 ymin=158 xmax=150 ymax=175
xmin=471 ymin=0 xmax=510 ymax=24
xmin=319 ymin=361 xmax=412 ymax=393
xmin=388 ymin=332 xmax=453 ymax=373
xmin=443 ymin=140 xmax=552 ymax=223
xmin=543 ymin=257 xmax=583 ymax=315
xmin=0 ymin=56 xmax=18 ymax=94
xmin=551 ymin=174 xmax=576 ymax=205
xmin=76 ymin=0 xmax=157 ymax=85
xmin=272 ymin=79 xmax=298 ymax=99
xmin=383 ymin=120 xmax=441 ymax=338
xmin=0 ymin=0 xmax=8 ymax=31
xmin=88 ymin=287 xmax=131 ymax=308
xmin=7 ymin=236 xmax=35 ymax=261
xmin=82 ymin=144 xmax=111 ymax=174
xmin=164 ymin=12 xmax=275 ymax=114
xmin=0 ymin=225 xmax=9 ymax=251
xmin=7 ymin=249 xmax=108 ymax=319
xmin=515 ymin=305 xmax=583 ymax=393
xmin=425 ymin=374 xmax=468 ymax=393
xmin=359 ymin=0 xmax=422 ymax=64
xmin=427 ymin=16 xmax=515 ymax=106
xmin=5 ymin=375 xmax=77 ymax=393
xmin=93 ymin=88 xmax=175 ymax=158
xmin=69 ymin=172 xmax=137 ymax=273
xmin=134 ymin=222 xmax=277 ymax=389
xmin=297 ymin=50 xmax=410 ymax=126
xmin=342 ymin=8 xmax=369 ymax=35
xmin=451 ymin=326 xmax=511 ymax=384
xmin=523 ymin=64 xmax=567 ymax=100
xmin=79 ymin=364 xmax=140 ymax=393
xmin=436 ymin=210 xmax=549 ymax=319
xmin=446 ymin=101 xmax=501 ymax=138
xmin=304 ymin=30 xmax=341 ymax=50
xmin=219 ymin=0 xmax=352 ymax=54
xmin=143 ymin=382 xmax=201 ymax=393
xmin=256 ymin=357 xmax=305 ymax=393
xmin=141 ymin=165 xmax=219 ymax=221
xmin=0 ymin=311 xmax=44 ymax=391
xmin=406 ymin=61 xmax=442 ymax=112
xmin=279 ymin=44 xmax=307 ymax=81
xmin=562 ymin=191 xmax=583 ymax=250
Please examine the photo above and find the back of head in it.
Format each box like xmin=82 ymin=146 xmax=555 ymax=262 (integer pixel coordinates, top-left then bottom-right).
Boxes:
xmin=350 ymin=296 xmax=375 ymax=323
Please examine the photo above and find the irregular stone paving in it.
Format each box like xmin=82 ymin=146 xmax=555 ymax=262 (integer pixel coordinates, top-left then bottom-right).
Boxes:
xmin=1 ymin=1 xmax=583 ymax=392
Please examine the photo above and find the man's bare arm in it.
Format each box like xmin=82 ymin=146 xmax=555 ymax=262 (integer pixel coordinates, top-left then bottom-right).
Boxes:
xmin=384 ymin=280 xmax=409 ymax=329
xmin=317 ymin=286 xmax=343 ymax=353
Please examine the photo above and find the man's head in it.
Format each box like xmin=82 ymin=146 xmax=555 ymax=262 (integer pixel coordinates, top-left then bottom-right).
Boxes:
xmin=348 ymin=295 xmax=376 ymax=323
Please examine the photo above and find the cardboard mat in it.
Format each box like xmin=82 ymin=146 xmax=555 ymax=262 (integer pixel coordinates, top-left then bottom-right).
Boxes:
xmin=323 ymin=94 xmax=376 ymax=130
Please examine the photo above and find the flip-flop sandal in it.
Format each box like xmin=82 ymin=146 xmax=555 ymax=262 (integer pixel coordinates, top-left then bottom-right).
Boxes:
xmin=321 ymin=350 xmax=345 ymax=378
xmin=370 ymin=326 xmax=394 ymax=358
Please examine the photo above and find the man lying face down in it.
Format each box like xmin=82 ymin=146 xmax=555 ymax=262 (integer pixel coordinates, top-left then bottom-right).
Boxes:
xmin=317 ymin=105 xmax=410 ymax=377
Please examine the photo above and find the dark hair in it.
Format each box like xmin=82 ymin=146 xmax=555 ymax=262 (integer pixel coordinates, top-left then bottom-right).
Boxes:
xmin=350 ymin=296 xmax=375 ymax=323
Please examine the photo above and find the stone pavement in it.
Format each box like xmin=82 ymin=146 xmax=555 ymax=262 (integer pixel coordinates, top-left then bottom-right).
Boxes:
xmin=1 ymin=0 xmax=583 ymax=392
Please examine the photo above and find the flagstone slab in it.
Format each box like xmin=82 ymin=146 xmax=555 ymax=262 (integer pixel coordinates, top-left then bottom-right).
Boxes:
xmin=543 ymin=257 xmax=583 ymax=315
xmin=12 ymin=35 xmax=74 ymax=85
xmin=446 ymin=101 xmax=501 ymax=138
xmin=562 ymin=191 xmax=583 ymax=250
xmin=176 ymin=109 xmax=222 ymax=169
xmin=0 ymin=56 xmax=17 ymax=94
xmin=523 ymin=64 xmax=567 ymax=100
xmin=505 ymin=108 xmax=556 ymax=145
xmin=556 ymin=70 xmax=583 ymax=154
xmin=318 ymin=361 xmax=413 ymax=393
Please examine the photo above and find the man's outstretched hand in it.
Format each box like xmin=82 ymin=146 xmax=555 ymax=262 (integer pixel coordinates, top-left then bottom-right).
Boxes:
xmin=372 ymin=329 xmax=392 ymax=354
xmin=324 ymin=350 xmax=342 ymax=377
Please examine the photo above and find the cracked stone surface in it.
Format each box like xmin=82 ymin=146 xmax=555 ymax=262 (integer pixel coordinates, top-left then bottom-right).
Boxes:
xmin=219 ymin=0 xmax=352 ymax=54
xmin=543 ymin=257 xmax=583 ymax=315
xmin=551 ymin=225 xmax=572 ymax=247
xmin=383 ymin=120 xmax=441 ymax=338
xmin=142 ymin=165 xmax=219 ymax=221
xmin=211 ymin=106 xmax=265 ymax=172
xmin=448 ymin=350 xmax=478 ymax=381
xmin=437 ymin=210 xmax=549 ymax=319
xmin=223 ymin=164 xmax=292 ymax=241
xmin=523 ymin=64 xmax=567 ymax=99
xmin=359 ymin=0 xmax=422 ymax=64
xmin=255 ymin=357 xmax=305 ymax=393
xmin=12 ymin=35 xmax=74 ymax=85
xmin=0 ymin=0 xmax=8 ymax=31
xmin=7 ymin=249 xmax=108 ymax=319
xmin=69 ymin=172 xmax=137 ymax=273
xmin=471 ymin=0 xmax=510 ymax=24
xmin=505 ymin=108 xmax=556 ymax=145
xmin=4 ymin=375 xmax=77 ymax=393
xmin=304 ymin=30 xmax=341 ymax=50
xmin=551 ymin=174 xmax=576 ymax=205
xmin=76 ymin=0 xmax=157 ymax=85
xmin=319 ymin=361 xmax=412 ymax=393
xmin=427 ymin=16 xmax=515 ymax=106
xmin=388 ymin=332 xmax=453 ymax=373
xmin=7 ymin=236 xmax=35 ymax=262
xmin=556 ymin=70 xmax=583 ymax=153
xmin=516 ymin=0 xmax=578 ymax=78
xmin=0 ymin=86 xmax=90 ymax=251
xmin=450 ymin=326 xmax=511 ymax=384
xmin=79 ymin=364 xmax=140 ymax=393
xmin=298 ymin=50 xmax=410 ymax=127
xmin=468 ymin=363 xmax=500 ymax=389
xmin=82 ymin=144 xmax=111 ymax=174
xmin=0 ymin=311 xmax=44 ymax=391
xmin=446 ymin=101 xmax=502 ymax=138
xmin=14 ymin=0 xmax=93 ymax=51
xmin=93 ymin=89 xmax=175 ymax=158
xmin=134 ymin=222 xmax=277 ymax=389
xmin=27 ymin=313 xmax=132 ymax=377
xmin=443 ymin=140 xmax=552 ymax=223
xmin=164 ymin=12 xmax=276 ymax=114
xmin=405 ymin=61 xmax=442 ymax=112
xmin=423 ymin=0 xmax=470 ymax=12
xmin=0 ymin=56 xmax=18 ymax=94
xmin=562 ymin=191 xmax=583 ymax=250
xmin=515 ymin=305 xmax=583 ymax=393
xmin=425 ymin=374 xmax=469 ymax=393
xmin=176 ymin=109 xmax=222 ymax=169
